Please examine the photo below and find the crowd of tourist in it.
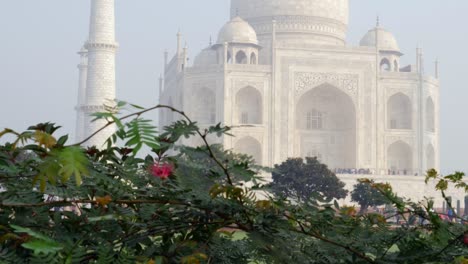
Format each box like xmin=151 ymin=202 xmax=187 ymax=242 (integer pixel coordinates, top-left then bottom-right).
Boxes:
xmin=334 ymin=168 xmax=374 ymax=175
xmin=334 ymin=168 xmax=418 ymax=176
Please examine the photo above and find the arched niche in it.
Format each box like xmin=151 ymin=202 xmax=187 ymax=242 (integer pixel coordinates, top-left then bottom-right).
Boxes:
xmin=426 ymin=144 xmax=436 ymax=171
xmin=380 ymin=58 xmax=391 ymax=72
xmin=166 ymin=97 xmax=174 ymax=125
xmin=235 ymin=50 xmax=248 ymax=64
xmin=227 ymin=52 xmax=232 ymax=64
xmin=296 ymin=84 xmax=356 ymax=169
xmin=236 ymin=86 xmax=262 ymax=124
xmin=387 ymin=93 xmax=412 ymax=130
xmin=234 ymin=136 xmax=262 ymax=164
xmin=387 ymin=141 xmax=413 ymax=174
xmin=192 ymin=87 xmax=216 ymax=124
xmin=250 ymin=52 xmax=257 ymax=64
xmin=426 ymin=97 xmax=435 ymax=132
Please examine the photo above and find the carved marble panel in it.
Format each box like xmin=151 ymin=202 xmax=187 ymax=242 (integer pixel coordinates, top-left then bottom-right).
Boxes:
xmin=234 ymin=80 xmax=264 ymax=94
xmin=192 ymin=80 xmax=217 ymax=92
xmin=295 ymin=72 xmax=359 ymax=99
xmin=386 ymin=88 xmax=412 ymax=100
xmin=386 ymin=136 xmax=414 ymax=147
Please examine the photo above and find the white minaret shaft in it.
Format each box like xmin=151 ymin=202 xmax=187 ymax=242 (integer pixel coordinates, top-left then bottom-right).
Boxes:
xmin=83 ymin=0 xmax=118 ymax=147
xmin=75 ymin=46 xmax=88 ymax=143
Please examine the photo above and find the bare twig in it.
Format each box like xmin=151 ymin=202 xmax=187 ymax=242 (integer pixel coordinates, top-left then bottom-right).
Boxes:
xmin=284 ymin=213 xmax=376 ymax=264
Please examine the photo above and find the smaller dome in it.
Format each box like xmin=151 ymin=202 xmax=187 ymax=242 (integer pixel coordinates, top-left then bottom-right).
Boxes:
xmin=193 ymin=47 xmax=217 ymax=66
xmin=360 ymin=27 xmax=400 ymax=53
xmin=217 ymin=17 xmax=258 ymax=45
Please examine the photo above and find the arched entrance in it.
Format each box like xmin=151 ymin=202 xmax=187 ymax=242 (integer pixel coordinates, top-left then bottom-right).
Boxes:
xmin=380 ymin=58 xmax=391 ymax=71
xmin=426 ymin=97 xmax=435 ymax=132
xmin=234 ymin=136 xmax=262 ymax=165
xmin=166 ymin=97 xmax=174 ymax=125
xmin=387 ymin=141 xmax=413 ymax=174
xmin=235 ymin=86 xmax=262 ymax=124
xmin=192 ymin=87 xmax=216 ymax=124
xmin=426 ymin=144 xmax=435 ymax=170
xmin=235 ymin=51 xmax=247 ymax=64
xmin=387 ymin=93 xmax=412 ymax=130
xmin=296 ymin=84 xmax=356 ymax=169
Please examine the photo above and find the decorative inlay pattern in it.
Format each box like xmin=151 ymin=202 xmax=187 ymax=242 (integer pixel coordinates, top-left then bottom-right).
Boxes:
xmin=235 ymin=80 xmax=264 ymax=93
xmin=295 ymin=72 xmax=358 ymax=96
xmin=192 ymin=81 xmax=217 ymax=95
xmin=387 ymin=136 xmax=414 ymax=147
xmin=250 ymin=15 xmax=347 ymax=39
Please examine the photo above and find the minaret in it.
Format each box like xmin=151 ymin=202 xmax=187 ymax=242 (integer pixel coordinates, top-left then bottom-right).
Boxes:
xmin=75 ymin=45 xmax=88 ymax=143
xmin=82 ymin=0 xmax=118 ymax=147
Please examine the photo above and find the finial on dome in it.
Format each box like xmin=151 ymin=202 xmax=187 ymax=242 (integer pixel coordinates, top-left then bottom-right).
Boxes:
xmin=209 ymin=36 xmax=212 ymax=46
xmin=376 ymin=16 xmax=380 ymax=27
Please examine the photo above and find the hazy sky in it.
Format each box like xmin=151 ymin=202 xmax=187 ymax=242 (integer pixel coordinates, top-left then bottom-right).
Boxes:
xmin=1 ymin=1 xmax=467 ymax=174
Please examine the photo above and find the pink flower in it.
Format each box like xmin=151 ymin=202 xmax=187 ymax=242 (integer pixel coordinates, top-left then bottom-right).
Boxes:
xmin=150 ymin=163 xmax=173 ymax=180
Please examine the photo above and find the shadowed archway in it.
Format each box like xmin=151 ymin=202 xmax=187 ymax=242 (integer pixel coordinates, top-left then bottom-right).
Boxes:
xmin=235 ymin=86 xmax=262 ymax=124
xmin=234 ymin=136 xmax=262 ymax=165
xmin=387 ymin=141 xmax=413 ymax=174
xmin=296 ymin=84 xmax=356 ymax=169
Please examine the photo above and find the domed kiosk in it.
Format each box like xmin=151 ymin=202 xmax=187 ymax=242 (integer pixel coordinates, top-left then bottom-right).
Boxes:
xmin=360 ymin=25 xmax=403 ymax=72
xmin=217 ymin=16 xmax=259 ymax=46
xmin=213 ymin=16 xmax=260 ymax=64
xmin=360 ymin=27 xmax=400 ymax=53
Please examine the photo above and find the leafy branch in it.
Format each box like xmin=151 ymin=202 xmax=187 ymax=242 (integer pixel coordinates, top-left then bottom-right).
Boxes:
xmin=72 ymin=103 xmax=235 ymax=185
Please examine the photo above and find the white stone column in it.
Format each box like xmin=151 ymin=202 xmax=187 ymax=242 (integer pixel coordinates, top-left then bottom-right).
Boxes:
xmin=83 ymin=0 xmax=118 ymax=147
xmin=75 ymin=46 xmax=88 ymax=143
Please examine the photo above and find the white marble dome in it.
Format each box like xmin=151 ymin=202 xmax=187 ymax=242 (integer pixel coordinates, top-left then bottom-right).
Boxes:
xmin=230 ymin=0 xmax=349 ymax=45
xmin=360 ymin=27 xmax=400 ymax=53
xmin=193 ymin=47 xmax=217 ymax=66
xmin=217 ymin=16 xmax=258 ymax=45
xmin=231 ymin=0 xmax=348 ymax=25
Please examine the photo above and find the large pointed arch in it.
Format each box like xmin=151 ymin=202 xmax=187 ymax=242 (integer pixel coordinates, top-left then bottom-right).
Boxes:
xmin=235 ymin=86 xmax=262 ymax=124
xmin=426 ymin=97 xmax=435 ymax=132
xmin=192 ymin=87 xmax=216 ymax=124
xmin=234 ymin=136 xmax=262 ymax=165
xmin=426 ymin=144 xmax=436 ymax=171
xmin=165 ymin=97 xmax=174 ymax=125
xmin=250 ymin=52 xmax=257 ymax=65
xmin=296 ymin=83 xmax=356 ymax=169
xmin=235 ymin=50 xmax=248 ymax=64
xmin=380 ymin=58 xmax=391 ymax=72
xmin=387 ymin=141 xmax=413 ymax=174
xmin=388 ymin=93 xmax=412 ymax=130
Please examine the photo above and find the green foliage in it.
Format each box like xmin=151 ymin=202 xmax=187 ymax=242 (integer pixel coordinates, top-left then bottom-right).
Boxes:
xmin=11 ymin=225 xmax=63 ymax=255
xmin=33 ymin=146 xmax=89 ymax=192
xmin=0 ymin=103 xmax=467 ymax=263
xmin=124 ymin=118 xmax=159 ymax=154
xmin=351 ymin=181 xmax=389 ymax=212
xmin=270 ymin=157 xmax=348 ymax=202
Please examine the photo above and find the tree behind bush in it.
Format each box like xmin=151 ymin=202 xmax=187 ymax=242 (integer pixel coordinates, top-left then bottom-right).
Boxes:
xmin=270 ymin=157 xmax=348 ymax=203
xmin=351 ymin=181 xmax=389 ymax=213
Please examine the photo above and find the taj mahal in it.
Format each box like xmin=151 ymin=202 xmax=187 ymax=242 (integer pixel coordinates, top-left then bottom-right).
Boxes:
xmin=76 ymin=0 xmax=466 ymax=204
xmin=160 ymin=0 xmax=439 ymax=175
